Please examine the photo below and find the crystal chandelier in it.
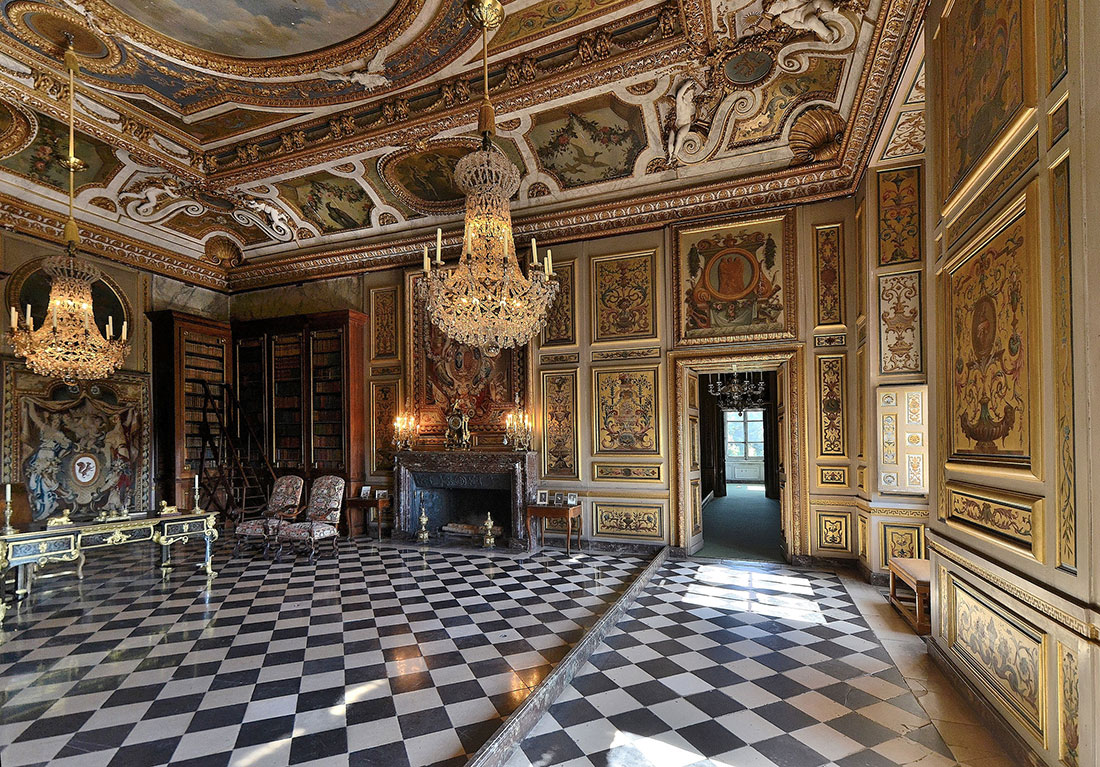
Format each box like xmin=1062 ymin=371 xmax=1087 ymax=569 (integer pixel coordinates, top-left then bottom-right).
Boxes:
xmin=7 ymin=41 xmax=129 ymax=384
xmin=419 ymin=0 xmax=559 ymax=356
xmin=709 ymin=372 xmax=767 ymax=415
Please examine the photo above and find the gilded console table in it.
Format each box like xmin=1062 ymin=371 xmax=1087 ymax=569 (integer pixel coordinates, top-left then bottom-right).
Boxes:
xmin=0 ymin=511 xmax=219 ymax=624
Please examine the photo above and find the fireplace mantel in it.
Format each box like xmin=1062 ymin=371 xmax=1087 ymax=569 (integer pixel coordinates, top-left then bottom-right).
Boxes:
xmin=392 ymin=450 xmax=538 ymax=543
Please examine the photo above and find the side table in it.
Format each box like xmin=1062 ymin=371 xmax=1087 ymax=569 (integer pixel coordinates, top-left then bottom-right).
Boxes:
xmin=525 ymin=504 xmax=582 ymax=554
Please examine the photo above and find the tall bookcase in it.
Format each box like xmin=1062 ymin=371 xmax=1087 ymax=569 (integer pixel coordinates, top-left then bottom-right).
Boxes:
xmin=148 ymin=311 xmax=233 ymax=506
xmin=233 ymin=310 xmax=366 ymax=490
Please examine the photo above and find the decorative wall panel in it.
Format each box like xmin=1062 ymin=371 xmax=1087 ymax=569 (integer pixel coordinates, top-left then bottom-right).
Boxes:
xmin=691 ymin=479 xmax=701 ymax=535
xmin=1050 ymin=158 xmax=1076 ymax=572
xmin=541 ymin=370 xmax=579 ymax=479
xmin=943 ymin=191 xmax=1040 ymax=473
xmin=817 ymin=354 xmax=846 ymax=457
xmin=593 ymin=502 xmax=663 ymax=540
xmin=673 ymin=211 xmax=796 ymax=345
xmin=857 ymin=345 xmax=866 ymax=459
xmin=858 ymin=514 xmax=868 ymax=559
xmin=689 ymin=416 xmax=700 ymax=471
xmin=406 ymin=271 xmax=525 ymax=438
xmin=369 ymin=286 xmax=399 ymax=361
xmin=1058 ymin=642 xmax=1079 ymax=767
xmin=937 ymin=0 xmax=1033 ymax=201
xmin=948 ymin=574 xmax=1045 ymax=740
xmin=540 ymin=352 xmax=579 ymax=365
xmin=1047 ymin=0 xmax=1067 ymax=90
xmin=946 ymin=482 xmax=1043 ymax=561
xmin=817 ymin=512 xmax=850 ymax=551
xmin=592 ymin=366 xmax=660 ymax=456
xmin=819 ymin=467 xmax=849 ymax=486
xmin=369 ymin=379 xmax=400 ymax=474
xmin=814 ymin=333 xmax=847 ymax=347
xmin=591 ymin=251 xmax=656 ymax=343
xmin=878 ymin=385 xmax=929 ymax=494
xmin=878 ymin=270 xmax=923 ymax=373
xmin=856 ymin=202 xmax=866 ymax=323
xmin=593 ymin=463 xmax=662 ymax=482
xmin=880 ymin=523 xmax=924 ymax=567
xmin=877 ymin=165 xmax=923 ymax=265
xmin=541 ymin=261 xmax=576 ymax=347
xmin=814 ymin=223 xmax=844 ymax=326
xmin=591 ymin=347 xmax=661 ymax=362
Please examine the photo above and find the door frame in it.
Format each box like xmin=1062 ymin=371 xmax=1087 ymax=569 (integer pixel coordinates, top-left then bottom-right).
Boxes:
xmin=670 ymin=345 xmax=808 ymax=558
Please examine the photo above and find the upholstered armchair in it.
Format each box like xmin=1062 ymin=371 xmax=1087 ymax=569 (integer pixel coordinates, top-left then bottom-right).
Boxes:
xmin=274 ymin=475 xmax=345 ymax=564
xmin=233 ymin=475 xmax=305 ymax=557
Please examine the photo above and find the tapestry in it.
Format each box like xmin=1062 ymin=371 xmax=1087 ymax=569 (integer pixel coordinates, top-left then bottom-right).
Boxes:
xmin=528 ymin=94 xmax=646 ymax=189
xmin=814 ymin=223 xmax=844 ymax=326
xmin=593 ymin=366 xmax=659 ymax=455
xmin=817 ymin=354 xmax=846 ymax=457
xmin=541 ymin=370 xmax=578 ymax=479
xmin=370 ymin=380 xmax=400 ymax=474
xmin=591 ymin=251 xmax=656 ymax=343
xmin=1050 ymin=159 xmax=1076 ymax=571
xmin=541 ymin=261 xmax=576 ymax=347
xmin=406 ymin=272 xmax=526 ymax=438
xmin=370 ymin=286 xmax=400 ymax=361
xmin=674 ymin=212 xmax=795 ymax=345
xmin=950 ymin=576 xmax=1044 ymax=739
xmin=946 ymin=198 xmax=1036 ymax=467
xmin=877 ymin=165 xmax=923 ymax=266
xmin=879 ymin=271 xmax=922 ymax=373
xmin=939 ymin=0 xmax=1030 ymax=199
xmin=2 ymin=363 xmax=151 ymax=522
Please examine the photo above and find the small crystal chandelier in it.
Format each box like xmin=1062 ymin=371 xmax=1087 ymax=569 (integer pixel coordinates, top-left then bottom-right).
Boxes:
xmin=419 ymin=0 xmax=559 ymax=356
xmin=709 ymin=372 xmax=767 ymax=415
xmin=8 ymin=40 xmax=129 ymax=383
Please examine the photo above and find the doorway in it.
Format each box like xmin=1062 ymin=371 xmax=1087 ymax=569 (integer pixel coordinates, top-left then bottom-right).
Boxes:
xmin=672 ymin=347 xmax=807 ymax=562
xmin=695 ymin=374 xmax=783 ymax=561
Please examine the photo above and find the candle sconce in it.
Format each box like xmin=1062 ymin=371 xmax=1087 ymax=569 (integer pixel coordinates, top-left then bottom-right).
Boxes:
xmin=503 ymin=394 xmax=532 ymax=451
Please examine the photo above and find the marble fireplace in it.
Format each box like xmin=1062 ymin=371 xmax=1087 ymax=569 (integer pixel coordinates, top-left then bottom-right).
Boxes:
xmin=392 ymin=451 xmax=538 ymax=545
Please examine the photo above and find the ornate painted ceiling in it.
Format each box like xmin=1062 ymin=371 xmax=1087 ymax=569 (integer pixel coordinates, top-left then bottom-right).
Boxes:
xmin=0 ymin=0 xmax=923 ymax=291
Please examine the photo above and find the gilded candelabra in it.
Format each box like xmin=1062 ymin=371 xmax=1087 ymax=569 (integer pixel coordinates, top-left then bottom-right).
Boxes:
xmin=416 ymin=491 xmax=430 ymax=543
xmin=482 ymin=511 xmax=495 ymax=549
xmin=503 ymin=394 xmax=532 ymax=450
xmin=2 ymin=499 xmax=14 ymax=535
xmin=393 ymin=413 xmax=418 ymax=452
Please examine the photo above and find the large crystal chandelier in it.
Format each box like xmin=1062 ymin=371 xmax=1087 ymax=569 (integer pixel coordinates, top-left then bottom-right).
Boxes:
xmin=420 ymin=0 xmax=559 ymax=355
xmin=709 ymin=372 xmax=767 ymax=415
xmin=7 ymin=41 xmax=129 ymax=383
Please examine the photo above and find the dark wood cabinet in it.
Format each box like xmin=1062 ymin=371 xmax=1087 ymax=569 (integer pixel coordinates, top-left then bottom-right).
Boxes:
xmin=147 ymin=311 xmax=233 ymax=506
xmin=233 ymin=310 xmax=366 ymax=490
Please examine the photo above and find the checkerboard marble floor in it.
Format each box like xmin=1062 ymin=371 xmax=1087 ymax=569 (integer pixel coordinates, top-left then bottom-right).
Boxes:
xmin=505 ymin=559 xmax=958 ymax=767
xmin=0 ymin=539 xmax=646 ymax=767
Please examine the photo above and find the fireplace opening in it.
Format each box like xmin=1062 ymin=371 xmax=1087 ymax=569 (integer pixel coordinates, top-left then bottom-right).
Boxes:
xmin=415 ymin=488 xmax=509 ymax=542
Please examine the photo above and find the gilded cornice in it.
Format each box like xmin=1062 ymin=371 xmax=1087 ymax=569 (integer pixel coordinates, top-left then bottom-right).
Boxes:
xmin=0 ymin=192 xmax=226 ymax=290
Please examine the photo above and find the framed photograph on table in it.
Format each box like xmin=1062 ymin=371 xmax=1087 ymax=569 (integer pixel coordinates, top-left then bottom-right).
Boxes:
xmin=375 ymin=490 xmax=389 ymax=500
xmin=567 ymin=492 xmax=578 ymax=506
xmin=359 ymin=486 xmax=372 ymax=499
xmin=554 ymin=492 xmax=565 ymax=506
xmin=536 ymin=490 xmax=549 ymax=505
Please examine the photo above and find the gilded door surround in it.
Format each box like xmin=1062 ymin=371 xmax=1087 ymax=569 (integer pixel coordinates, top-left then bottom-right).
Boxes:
xmin=669 ymin=346 xmax=806 ymax=555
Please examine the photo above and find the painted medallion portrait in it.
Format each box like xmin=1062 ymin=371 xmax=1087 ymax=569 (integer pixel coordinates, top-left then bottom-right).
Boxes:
xmin=674 ymin=212 xmax=796 ymax=345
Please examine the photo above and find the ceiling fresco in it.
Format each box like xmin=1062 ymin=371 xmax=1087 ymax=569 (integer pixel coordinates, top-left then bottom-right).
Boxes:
xmin=0 ymin=0 xmax=923 ymax=291
xmin=101 ymin=0 xmax=401 ymax=59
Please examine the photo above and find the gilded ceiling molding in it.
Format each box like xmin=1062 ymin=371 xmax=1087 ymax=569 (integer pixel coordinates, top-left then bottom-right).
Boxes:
xmin=205 ymin=13 xmax=684 ymax=182
xmin=72 ymin=0 xmax=422 ymax=78
xmin=0 ymin=191 xmax=227 ymax=290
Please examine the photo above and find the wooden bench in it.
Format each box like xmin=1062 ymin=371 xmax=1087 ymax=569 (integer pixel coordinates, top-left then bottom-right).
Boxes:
xmin=888 ymin=556 xmax=931 ymax=635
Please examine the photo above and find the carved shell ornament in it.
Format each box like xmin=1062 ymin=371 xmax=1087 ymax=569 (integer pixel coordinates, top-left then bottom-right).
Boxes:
xmin=788 ymin=106 xmax=845 ymax=164
xmin=203 ymin=236 xmax=242 ymax=267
